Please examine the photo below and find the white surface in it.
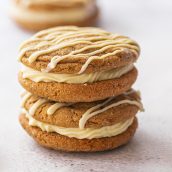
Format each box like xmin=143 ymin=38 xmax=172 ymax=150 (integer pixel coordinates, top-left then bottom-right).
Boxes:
xmin=0 ymin=0 xmax=172 ymax=171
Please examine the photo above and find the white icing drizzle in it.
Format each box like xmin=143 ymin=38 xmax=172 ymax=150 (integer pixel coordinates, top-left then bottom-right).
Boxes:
xmin=21 ymin=91 xmax=143 ymax=129
xmin=18 ymin=26 xmax=140 ymax=74
xmin=79 ymin=98 xmax=144 ymax=129
xmin=47 ymin=102 xmax=74 ymax=115
xmin=21 ymin=92 xmax=32 ymax=107
xmin=21 ymin=93 xmax=48 ymax=116
xmin=42 ymin=56 xmax=62 ymax=72
xmin=78 ymin=49 xmax=124 ymax=74
xmin=29 ymin=99 xmax=48 ymax=116
xmin=21 ymin=92 xmax=73 ymax=116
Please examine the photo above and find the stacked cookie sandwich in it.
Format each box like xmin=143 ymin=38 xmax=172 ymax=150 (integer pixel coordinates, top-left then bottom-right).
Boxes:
xmin=18 ymin=26 xmax=144 ymax=152
xmin=10 ymin=0 xmax=99 ymax=31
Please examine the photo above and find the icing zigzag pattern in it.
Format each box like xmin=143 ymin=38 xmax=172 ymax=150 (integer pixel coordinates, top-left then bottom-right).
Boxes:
xmin=21 ymin=91 xmax=144 ymax=129
xmin=19 ymin=26 xmax=140 ymax=74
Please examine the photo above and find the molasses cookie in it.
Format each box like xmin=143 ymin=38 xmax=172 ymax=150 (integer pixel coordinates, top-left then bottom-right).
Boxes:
xmin=18 ymin=26 xmax=140 ymax=102
xmin=19 ymin=90 xmax=143 ymax=152
xmin=10 ymin=0 xmax=99 ymax=31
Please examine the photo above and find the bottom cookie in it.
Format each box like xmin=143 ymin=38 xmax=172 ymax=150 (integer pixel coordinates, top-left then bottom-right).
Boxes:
xmin=19 ymin=114 xmax=138 ymax=152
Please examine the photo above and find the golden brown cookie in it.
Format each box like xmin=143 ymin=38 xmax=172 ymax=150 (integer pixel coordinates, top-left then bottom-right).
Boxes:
xmin=19 ymin=89 xmax=143 ymax=152
xmin=21 ymin=89 xmax=143 ymax=128
xmin=18 ymin=26 xmax=140 ymax=74
xmin=19 ymin=67 xmax=138 ymax=102
xmin=10 ymin=0 xmax=99 ymax=31
xmin=18 ymin=26 xmax=140 ymax=102
xmin=19 ymin=114 xmax=138 ymax=152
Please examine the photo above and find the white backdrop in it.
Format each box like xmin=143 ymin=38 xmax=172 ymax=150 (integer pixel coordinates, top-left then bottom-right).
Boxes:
xmin=0 ymin=0 xmax=172 ymax=171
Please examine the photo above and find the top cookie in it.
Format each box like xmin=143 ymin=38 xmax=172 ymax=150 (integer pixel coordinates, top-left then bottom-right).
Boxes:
xmin=19 ymin=26 xmax=140 ymax=74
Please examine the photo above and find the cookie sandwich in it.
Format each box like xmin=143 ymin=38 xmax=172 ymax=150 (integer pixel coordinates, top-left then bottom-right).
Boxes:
xmin=19 ymin=89 xmax=143 ymax=152
xmin=18 ymin=26 xmax=143 ymax=152
xmin=10 ymin=0 xmax=99 ymax=31
xmin=18 ymin=26 xmax=140 ymax=102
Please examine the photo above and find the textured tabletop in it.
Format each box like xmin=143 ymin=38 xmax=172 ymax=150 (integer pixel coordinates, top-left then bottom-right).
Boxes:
xmin=0 ymin=0 xmax=172 ymax=171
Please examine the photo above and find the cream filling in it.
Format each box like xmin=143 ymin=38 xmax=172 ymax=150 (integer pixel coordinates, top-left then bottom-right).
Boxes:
xmin=25 ymin=113 xmax=134 ymax=139
xmin=10 ymin=1 xmax=95 ymax=23
xmin=21 ymin=64 xmax=134 ymax=84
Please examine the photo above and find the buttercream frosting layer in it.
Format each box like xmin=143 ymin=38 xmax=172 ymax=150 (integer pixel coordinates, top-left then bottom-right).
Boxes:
xmin=21 ymin=64 xmax=134 ymax=84
xmin=25 ymin=112 xmax=134 ymax=139
xmin=21 ymin=90 xmax=143 ymax=129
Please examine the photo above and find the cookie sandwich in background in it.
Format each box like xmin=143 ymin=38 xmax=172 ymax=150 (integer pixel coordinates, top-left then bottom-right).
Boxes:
xmin=10 ymin=0 xmax=99 ymax=31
